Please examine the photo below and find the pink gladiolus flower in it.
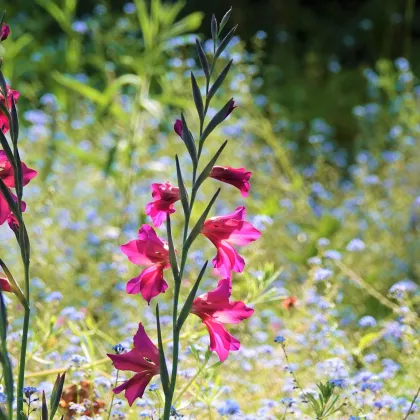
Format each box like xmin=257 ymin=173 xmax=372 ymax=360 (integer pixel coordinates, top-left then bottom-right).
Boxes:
xmin=191 ymin=278 xmax=254 ymax=361
xmin=0 ymin=150 xmax=35 ymax=226
xmin=0 ymin=86 xmax=20 ymax=134
xmin=107 ymin=323 xmax=160 ymax=406
xmin=201 ymin=206 xmax=261 ymax=278
xmin=121 ymin=225 xmax=170 ymax=303
xmin=0 ymin=24 xmax=10 ymax=41
xmin=174 ymin=119 xmax=183 ymax=137
xmin=0 ymin=273 xmax=12 ymax=293
xmin=0 ymin=151 xmax=38 ymax=188
xmin=209 ymin=166 xmax=251 ymax=197
xmin=145 ymin=182 xmax=180 ymax=227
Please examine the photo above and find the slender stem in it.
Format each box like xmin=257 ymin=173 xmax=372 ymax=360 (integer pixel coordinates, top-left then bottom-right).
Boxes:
xmin=17 ymin=262 xmax=30 ymax=420
xmin=107 ymin=370 xmax=119 ymax=420
xmin=403 ymin=386 xmax=420 ymax=420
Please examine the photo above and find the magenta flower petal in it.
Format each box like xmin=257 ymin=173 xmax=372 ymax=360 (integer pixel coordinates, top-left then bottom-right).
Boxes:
xmin=174 ymin=119 xmax=183 ymax=137
xmin=121 ymin=225 xmax=169 ymax=265
xmin=0 ymin=193 xmax=10 ymax=225
xmin=0 ymin=274 xmax=11 ymax=293
xmin=0 ymin=86 xmax=19 ymax=134
xmin=107 ymin=323 xmax=159 ymax=406
xmin=0 ymin=151 xmax=37 ymax=187
xmin=126 ymin=265 xmax=168 ymax=304
xmin=201 ymin=206 xmax=260 ymax=278
xmin=0 ymin=189 xmax=26 ymax=226
xmin=113 ymin=373 xmax=153 ymax=406
xmin=212 ymin=240 xmax=245 ymax=278
xmin=0 ymin=24 xmax=10 ymax=41
xmin=191 ymin=279 xmax=253 ymax=361
xmin=145 ymin=182 xmax=179 ymax=227
xmin=209 ymin=166 xmax=251 ymax=197
xmin=204 ymin=319 xmax=240 ymax=362
xmin=121 ymin=225 xmax=171 ymax=302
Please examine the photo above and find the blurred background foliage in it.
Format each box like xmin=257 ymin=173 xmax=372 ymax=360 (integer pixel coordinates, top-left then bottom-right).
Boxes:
xmin=1 ymin=1 xmax=420 ymax=417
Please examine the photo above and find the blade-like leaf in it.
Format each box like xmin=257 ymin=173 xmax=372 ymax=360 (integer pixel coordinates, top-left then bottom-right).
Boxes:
xmin=218 ymin=7 xmax=232 ymax=35
xmin=49 ymin=372 xmax=65 ymax=420
xmin=180 ymin=113 xmax=197 ymax=164
xmin=194 ymin=140 xmax=228 ymax=191
xmin=195 ymin=39 xmax=209 ymax=80
xmin=0 ymin=291 xmax=13 ymax=418
xmin=175 ymin=155 xmax=189 ymax=216
xmin=215 ymin=25 xmax=237 ymax=59
xmin=191 ymin=72 xmax=203 ymax=122
xmin=10 ymin=96 xmax=19 ymax=147
xmin=41 ymin=391 xmax=48 ymax=420
xmin=177 ymin=261 xmax=208 ymax=329
xmin=166 ymin=214 xmax=179 ymax=283
xmin=155 ymin=304 xmax=170 ymax=396
xmin=207 ymin=60 xmax=232 ymax=105
xmin=0 ymin=70 xmax=7 ymax=100
xmin=200 ymin=99 xmax=234 ymax=145
xmin=184 ymin=188 xmax=220 ymax=252
xmin=211 ymin=14 xmax=218 ymax=42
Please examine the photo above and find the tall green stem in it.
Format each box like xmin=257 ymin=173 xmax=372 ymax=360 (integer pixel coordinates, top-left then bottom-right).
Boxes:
xmin=17 ymin=263 xmax=30 ymax=420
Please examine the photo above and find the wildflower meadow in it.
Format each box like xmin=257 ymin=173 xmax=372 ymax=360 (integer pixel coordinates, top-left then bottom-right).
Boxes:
xmin=0 ymin=1 xmax=420 ymax=419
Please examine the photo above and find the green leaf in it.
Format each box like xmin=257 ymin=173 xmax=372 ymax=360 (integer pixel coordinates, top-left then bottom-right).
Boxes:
xmin=175 ymin=155 xmax=189 ymax=216
xmin=191 ymin=72 xmax=203 ymax=122
xmin=357 ymin=331 xmax=381 ymax=353
xmin=218 ymin=8 xmax=232 ymax=35
xmin=194 ymin=140 xmax=228 ymax=191
xmin=215 ymin=25 xmax=237 ymax=59
xmin=0 ymin=291 xmax=13 ymax=418
xmin=180 ymin=113 xmax=197 ymax=164
xmin=200 ymin=99 xmax=234 ymax=145
xmin=41 ymin=391 xmax=48 ymax=420
xmin=211 ymin=14 xmax=218 ymax=42
xmin=10 ymin=96 xmax=19 ymax=147
xmin=155 ymin=304 xmax=170 ymax=397
xmin=207 ymin=60 xmax=233 ymax=105
xmin=177 ymin=261 xmax=208 ymax=329
xmin=166 ymin=214 xmax=179 ymax=283
xmin=49 ymin=372 xmax=65 ymax=420
xmin=195 ymin=39 xmax=210 ymax=80
xmin=0 ymin=71 xmax=7 ymax=100
xmin=184 ymin=188 xmax=220 ymax=252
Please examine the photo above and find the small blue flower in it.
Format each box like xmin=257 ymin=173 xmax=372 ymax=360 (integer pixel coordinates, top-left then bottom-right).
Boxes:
xmin=113 ymin=344 xmax=125 ymax=355
xmin=346 ymin=238 xmax=366 ymax=252
xmin=218 ymin=399 xmax=240 ymax=415
xmin=359 ymin=316 xmax=377 ymax=328
xmin=274 ymin=336 xmax=285 ymax=344
xmin=313 ymin=268 xmax=333 ymax=282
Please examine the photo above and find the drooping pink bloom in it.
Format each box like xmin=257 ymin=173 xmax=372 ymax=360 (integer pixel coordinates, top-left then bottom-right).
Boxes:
xmin=0 ymin=150 xmax=35 ymax=227
xmin=174 ymin=119 xmax=183 ymax=137
xmin=0 ymin=273 xmax=12 ymax=293
xmin=0 ymin=24 xmax=10 ymax=41
xmin=201 ymin=206 xmax=261 ymax=278
xmin=209 ymin=166 xmax=251 ymax=197
xmin=120 ymin=225 xmax=170 ymax=303
xmin=191 ymin=278 xmax=254 ymax=361
xmin=145 ymin=182 xmax=180 ymax=227
xmin=107 ymin=323 xmax=160 ymax=406
xmin=0 ymin=86 xmax=20 ymax=133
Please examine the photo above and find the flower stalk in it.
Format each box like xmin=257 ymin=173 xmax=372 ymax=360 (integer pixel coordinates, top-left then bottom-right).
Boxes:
xmin=109 ymin=9 xmax=260 ymax=419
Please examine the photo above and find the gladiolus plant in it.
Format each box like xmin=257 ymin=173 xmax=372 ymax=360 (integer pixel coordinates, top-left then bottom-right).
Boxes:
xmin=108 ymin=8 xmax=261 ymax=419
xmin=0 ymin=11 xmax=40 ymax=420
